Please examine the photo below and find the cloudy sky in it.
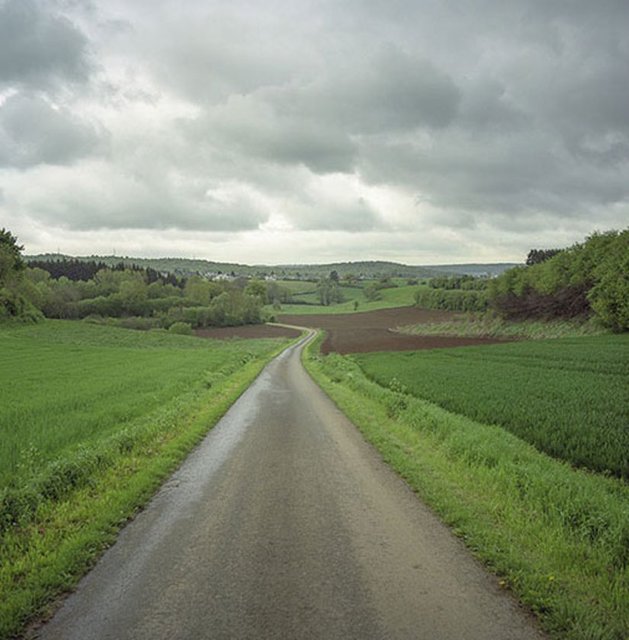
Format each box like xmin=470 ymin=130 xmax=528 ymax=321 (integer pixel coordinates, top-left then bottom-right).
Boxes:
xmin=0 ymin=0 xmax=627 ymax=264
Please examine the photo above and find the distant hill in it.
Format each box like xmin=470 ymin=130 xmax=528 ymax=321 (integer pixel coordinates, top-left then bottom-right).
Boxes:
xmin=25 ymin=254 xmax=519 ymax=279
xmin=423 ymin=263 xmax=520 ymax=277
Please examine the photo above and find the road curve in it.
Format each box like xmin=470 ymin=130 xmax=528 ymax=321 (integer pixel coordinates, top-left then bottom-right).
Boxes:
xmin=34 ymin=332 xmax=544 ymax=640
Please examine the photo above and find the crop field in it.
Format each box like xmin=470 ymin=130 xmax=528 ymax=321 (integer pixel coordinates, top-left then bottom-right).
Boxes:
xmin=355 ymin=334 xmax=629 ymax=477
xmin=304 ymin=335 xmax=629 ymax=639
xmin=0 ymin=321 xmax=286 ymax=489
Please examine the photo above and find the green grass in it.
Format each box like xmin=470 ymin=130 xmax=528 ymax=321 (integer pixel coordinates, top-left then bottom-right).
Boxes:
xmin=272 ymin=284 xmax=421 ymax=315
xmin=303 ymin=335 xmax=629 ymax=639
xmin=274 ymin=279 xmax=319 ymax=295
xmin=397 ymin=314 xmax=608 ymax=340
xmin=354 ymin=335 xmax=629 ymax=478
xmin=0 ymin=320 xmax=293 ymax=638
xmin=0 ymin=321 xmax=286 ymax=488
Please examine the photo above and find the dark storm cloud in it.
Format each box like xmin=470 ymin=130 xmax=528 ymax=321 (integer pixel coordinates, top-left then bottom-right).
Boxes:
xmin=270 ymin=47 xmax=462 ymax=134
xmin=243 ymin=123 xmax=356 ymax=174
xmin=182 ymin=45 xmax=459 ymax=176
xmin=140 ymin=3 xmax=302 ymax=103
xmin=185 ymin=100 xmax=357 ymax=175
xmin=0 ymin=94 xmax=107 ymax=167
xmin=0 ymin=0 xmax=92 ymax=89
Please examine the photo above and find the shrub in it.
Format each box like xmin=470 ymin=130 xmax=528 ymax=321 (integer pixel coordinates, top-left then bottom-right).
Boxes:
xmin=168 ymin=321 xmax=193 ymax=335
xmin=414 ymin=288 xmax=488 ymax=312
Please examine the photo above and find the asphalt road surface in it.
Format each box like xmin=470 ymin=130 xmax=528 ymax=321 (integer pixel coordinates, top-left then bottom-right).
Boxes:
xmin=35 ymin=332 xmax=544 ymax=640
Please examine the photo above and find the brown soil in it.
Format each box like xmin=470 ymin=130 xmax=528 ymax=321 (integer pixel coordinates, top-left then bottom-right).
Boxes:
xmin=278 ymin=307 xmax=505 ymax=354
xmin=195 ymin=325 xmax=302 ymax=340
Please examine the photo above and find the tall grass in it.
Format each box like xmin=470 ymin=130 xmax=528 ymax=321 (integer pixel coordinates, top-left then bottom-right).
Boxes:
xmin=304 ymin=336 xmax=629 ymax=639
xmin=355 ymin=335 xmax=629 ymax=478
xmin=397 ymin=314 xmax=607 ymax=339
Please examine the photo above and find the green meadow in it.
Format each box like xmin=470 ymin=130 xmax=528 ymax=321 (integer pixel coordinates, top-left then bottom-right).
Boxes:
xmin=273 ymin=283 xmax=421 ymax=315
xmin=0 ymin=320 xmax=292 ymax=638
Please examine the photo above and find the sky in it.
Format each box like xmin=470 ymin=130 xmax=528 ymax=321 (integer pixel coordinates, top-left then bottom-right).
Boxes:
xmin=0 ymin=0 xmax=627 ymax=265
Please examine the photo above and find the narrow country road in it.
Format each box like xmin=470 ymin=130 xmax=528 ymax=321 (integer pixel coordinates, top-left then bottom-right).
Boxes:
xmin=35 ymin=332 xmax=544 ymax=640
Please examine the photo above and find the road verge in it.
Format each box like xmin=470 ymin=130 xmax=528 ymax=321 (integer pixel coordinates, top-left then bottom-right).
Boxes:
xmin=0 ymin=335 xmax=297 ymax=640
xmin=302 ymin=332 xmax=629 ymax=640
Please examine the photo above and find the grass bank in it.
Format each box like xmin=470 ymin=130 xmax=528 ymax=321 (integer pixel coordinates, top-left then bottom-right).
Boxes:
xmin=303 ymin=334 xmax=629 ymax=639
xmin=0 ymin=320 xmax=295 ymax=638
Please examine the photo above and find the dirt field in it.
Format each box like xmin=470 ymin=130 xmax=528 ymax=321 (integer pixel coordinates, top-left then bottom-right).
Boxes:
xmin=278 ymin=307 xmax=506 ymax=354
xmin=195 ymin=308 xmax=505 ymax=353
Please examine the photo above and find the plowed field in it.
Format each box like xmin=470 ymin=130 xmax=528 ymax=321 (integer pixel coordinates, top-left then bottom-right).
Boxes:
xmin=278 ymin=307 xmax=505 ymax=354
xmin=195 ymin=308 xmax=504 ymax=353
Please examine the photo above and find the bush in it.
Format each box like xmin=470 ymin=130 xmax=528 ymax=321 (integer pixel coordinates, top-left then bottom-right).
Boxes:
xmin=429 ymin=275 xmax=488 ymax=291
xmin=168 ymin=321 xmax=193 ymax=335
xmin=414 ymin=288 xmax=488 ymax=312
xmin=0 ymin=288 xmax=43 ymax=323
xmin=119 ymin=316 xmax=164 ymax=331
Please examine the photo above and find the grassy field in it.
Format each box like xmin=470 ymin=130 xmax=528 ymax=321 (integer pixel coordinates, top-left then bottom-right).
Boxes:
xmin=355 ymin=335 xmax=629 ymax=478
xmin=274 ymin=279 xmax=319 ymax=295
xmin=304 ymin=334 xmax=629 ymax=639
xmin=0 ymin=320 xmax=293 ymax=638
xmin=397 ymin=314 xmax=608 ymax=340
xmin=272 ymin=283 xmax=421 ymax=315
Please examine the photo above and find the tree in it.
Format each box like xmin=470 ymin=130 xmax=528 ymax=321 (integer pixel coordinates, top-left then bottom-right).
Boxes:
xmin=317 ymin=277 xmax=343 ymax=306
xmin=0 ymin=229 xmax=42 ymax=321
xmin=588 ymin=230 xmax=629 ymax=331
xmin=184 ymin=275 xmax=221 ymax=305
xmin=0 ymin=228 xmax=25 ymax=285
xmin=363 ymin=282 xmax=382 ymax=301
xmin=245 ymin=280 xmax=267 ymax=301
xmin=526 ymin=248 xmax=562 ymax=266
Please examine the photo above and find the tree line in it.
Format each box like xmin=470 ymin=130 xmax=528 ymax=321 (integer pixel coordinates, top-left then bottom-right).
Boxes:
xmin=0 ymin=229 xmax=293 ymax=330
xmin=412 ymin=229 xmax=628 ymax=331
xmin=488 ymin=229 xmax=628 ymax=330
xmin=27 ymin=257 xmax=184 ymax=288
